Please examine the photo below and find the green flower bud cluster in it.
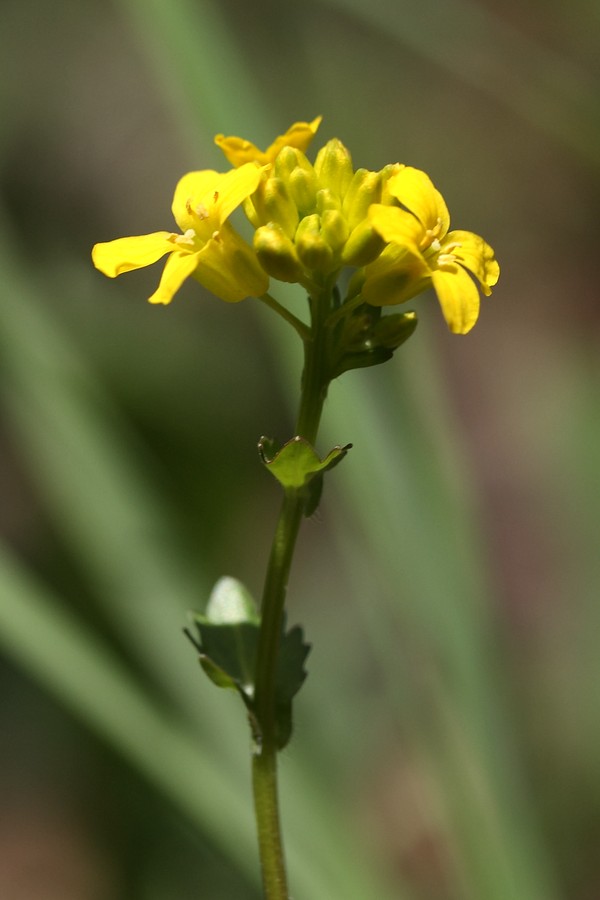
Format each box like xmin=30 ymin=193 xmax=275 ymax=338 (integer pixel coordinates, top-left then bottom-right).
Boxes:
xmin=250 ymin=139 xmax=389 ymax=285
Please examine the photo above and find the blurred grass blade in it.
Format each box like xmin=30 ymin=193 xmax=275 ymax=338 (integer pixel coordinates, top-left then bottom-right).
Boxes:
xmin=0 ymin=542 xmax=259 ymax=885
xmin=0 ymin=216 xmax=238 ymax=752
xmin=328 ymin=358 xmax=559 ymax=900
xmin=321 ymin=0 xmax=600 ymax=166
xmin=118 ymin=0 xmax=272 ymax=144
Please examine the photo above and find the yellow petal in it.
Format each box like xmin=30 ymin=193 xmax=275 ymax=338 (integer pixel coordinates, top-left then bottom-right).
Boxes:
xmin=215 ymin=116 xmax=322 ymax=167
xmin=171 ymin=165 xmax=263 ymax=235
xmin=446 ymin=230 xmax=499 ymax=295
xmin=171 ymin=170 xmax=220 ymax=232
xmin=431 ymin=265 xmax=480 ymax=334
xmin=148 ymin=249 xmax=202 ymax=304
xmin=210 ymin=163 xmax=265 ymax=225
xmin=368 ymin=204 xmax=424 ymax=255
xmin=214 ymin=135 xmax=266 ymax=167
xmin=387 ymin=167 xmax=450 ymax=235
xmin=266 ymin=116 xmax=323 ymax=161
xmin=91 ymin=232 xmax=173 ymax=277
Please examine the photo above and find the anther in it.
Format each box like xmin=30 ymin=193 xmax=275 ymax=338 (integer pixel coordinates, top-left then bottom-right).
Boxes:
xmin=175 ymin=228 xmax=196 ymax=247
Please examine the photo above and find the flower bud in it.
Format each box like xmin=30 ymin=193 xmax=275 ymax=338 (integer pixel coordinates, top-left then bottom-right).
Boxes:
xmin=274 ymin=146 xmax=309 ymax=180
xmin=254 ymin=222 xmax=304 ymax=283
xmin=275 ymin=147 xmax=318 ymax=215
xmin=371 ymin=311 xmax=418 ymax=350
xmin=316 ymin=188 xmax=342 ymax=215
xmin=320 ymin=209 xmax=349 ymax=255
xmin=341 ymin=220 xmax=385 ymax=267
xmin=313 ymin=139 xmax=354 ymax=201
xmin=342 ymin=169 xmax=382 ymax=230
xmin=295 ymin=214 xmax=334 ymax=272
xmin=288 ymin=168 xmax=318 ymax=216
xmin=253 ymin=176 xmax=299 ymax=237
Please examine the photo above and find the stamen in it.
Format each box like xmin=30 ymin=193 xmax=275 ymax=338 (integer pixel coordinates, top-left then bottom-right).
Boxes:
xmin=443 ymin=241 xmax=461 ymax=254
xmin=437 ymin=252 xmax=457 ymax=267
xmin=436 ymin=240 xmax=461 ymax=267
xmin=175 ymin=228 xmax=196 ymax=247
xmin=420 ymin=218 xmax=444 ymax=251
xmin=195 ymin=203 xmax=209 ymax=220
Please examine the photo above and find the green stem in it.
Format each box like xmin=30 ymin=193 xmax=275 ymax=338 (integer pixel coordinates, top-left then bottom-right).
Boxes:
xmin=258 ymin=292 xmax=311 ymax=341
xmin=251 ymin=289 xmax=331 ymax=899
xmin=252 ymin=488 xmax=304 ymax=900
xmin=252 ymin=751 xmax=287 ymax=898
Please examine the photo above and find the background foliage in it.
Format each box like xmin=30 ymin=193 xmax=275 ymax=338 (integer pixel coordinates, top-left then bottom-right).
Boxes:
xmin=1 ymin=0 xmax=599 ymax=897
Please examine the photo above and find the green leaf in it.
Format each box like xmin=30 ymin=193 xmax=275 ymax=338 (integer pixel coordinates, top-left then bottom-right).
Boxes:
xmin=204 ymin=576 xmax=260 ymax=626
xmin=274 ymin=624 xmax=311 ymax=749
xmin=197 ymin=622 xmax=259 ymax=698
xmin=258 ymin=435 xmax=352 ymax=490
xmin=190 ymin=577 xmax=259 ymax=700
xmin=276 ymin=624 xmax=311 ymax=705
xmin=189 ymin=579 xmax=311 ymax=748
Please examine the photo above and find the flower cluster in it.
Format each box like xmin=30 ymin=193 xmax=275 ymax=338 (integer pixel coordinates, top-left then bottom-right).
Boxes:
xmin=92 ymin=117 xmax=498 ymax=335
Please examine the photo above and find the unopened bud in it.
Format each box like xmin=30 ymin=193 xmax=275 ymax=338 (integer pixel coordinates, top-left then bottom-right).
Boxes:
xmin=295 ymin=214 xmax=334 ymax=272
xmin=254 ymin=222 xmax=304 ymax=283
xmin=316 ymin=189 xmax=342 ymax=215
xmin=288 ymin=168 xmax=318 ymax=215
xmin=342 ymin=169 xmax=382 ymax=230
xmin=253 ymin=176 xmax=299 ymax=237
xmin=372 ymin=311 xmax=418 ymax=349
xmin=313 ymin=139 xmax=354 ymax=201
xmin=275 ymin=147 xmax=318 ymax=215
xmin=320 ymin=209 xmax=349 ymax=255
xmin=341 ymin=220 xmax=385 ymax=267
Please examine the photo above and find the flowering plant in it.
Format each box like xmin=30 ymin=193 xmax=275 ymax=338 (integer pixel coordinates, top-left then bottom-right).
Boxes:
xmin=93 ymin=117 xmax=499 ymax=900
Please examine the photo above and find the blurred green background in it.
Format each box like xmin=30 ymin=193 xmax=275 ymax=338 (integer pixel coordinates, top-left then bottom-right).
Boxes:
xmin=1 ymin=0 xmax=599 ymax=898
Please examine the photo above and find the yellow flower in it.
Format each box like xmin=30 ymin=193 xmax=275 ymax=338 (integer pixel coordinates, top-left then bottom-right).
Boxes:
xmin=366 ymin=166 xmax=499 ymax=334
xmin=92 ymin=163 xmax=268 ymax=304
xmin=214 ymin=116 xmax=322 ymax=167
